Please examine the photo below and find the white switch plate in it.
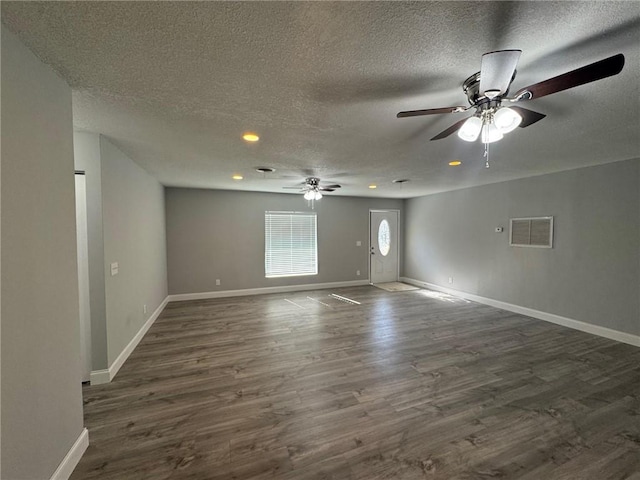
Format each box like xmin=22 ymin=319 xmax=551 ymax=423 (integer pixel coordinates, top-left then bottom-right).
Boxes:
xmin=215 ymin=279 xmax=221 ymax=286
xmin=356 ymin=270 xmax=360 ymax=276
xmin=356 ymin=241 xmax=362 ymax=246
xmin=110 ymin=262 xmax=119 ymax=276
xmin=448 ymin=277 xmax=453 ymax=284
xmin=143 ymin=304 xmax=147 ymax=314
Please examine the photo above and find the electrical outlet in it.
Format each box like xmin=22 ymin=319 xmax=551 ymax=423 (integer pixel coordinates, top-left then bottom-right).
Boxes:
xmin=110 ymin=262 xmax=119 ymax=276
xmin=448 ymin=277 xmax=454 ymax=284
xmin=143 ymin=304 xmax=147 ymax=314
xmin=216 ymin=279 xmax=221 ymax=286
xmin=356 ymin=270 xmax=361 ymax=276
xmin=356 ymin=241 xmax=362 ymax=247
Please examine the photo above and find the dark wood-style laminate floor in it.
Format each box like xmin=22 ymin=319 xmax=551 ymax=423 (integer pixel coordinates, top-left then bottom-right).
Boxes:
xmin=71 ymin=286 xmax=640 ymax=480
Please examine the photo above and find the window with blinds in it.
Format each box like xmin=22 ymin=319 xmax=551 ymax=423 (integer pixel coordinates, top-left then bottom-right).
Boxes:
xmin=510 ymin=216 xmax=554 ymax=248
xmin=265 ymin=211 xmax=318 ymax=278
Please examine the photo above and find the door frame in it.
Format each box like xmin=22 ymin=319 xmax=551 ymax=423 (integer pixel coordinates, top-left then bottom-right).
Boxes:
xmin=75 ymin=171 xmax=92 ymax=382
xmin=369 ymin=209 xmax=401 ymax=284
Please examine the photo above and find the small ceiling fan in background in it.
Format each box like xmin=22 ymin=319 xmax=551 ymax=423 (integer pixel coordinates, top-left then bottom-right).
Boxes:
xmin=283 ymin=177 xmax=342 ymax=201
xmin=397 ymin=50 xmax=625 ymax=144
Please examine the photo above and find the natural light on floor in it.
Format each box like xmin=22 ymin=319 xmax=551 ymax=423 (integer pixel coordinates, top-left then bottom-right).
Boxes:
xmin=419 ymin=289 xmax=470 ymax=303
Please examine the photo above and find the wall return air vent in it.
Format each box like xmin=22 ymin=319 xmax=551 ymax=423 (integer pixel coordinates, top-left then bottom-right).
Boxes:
xmin=510 ymin=216 xmax=554 ymax=248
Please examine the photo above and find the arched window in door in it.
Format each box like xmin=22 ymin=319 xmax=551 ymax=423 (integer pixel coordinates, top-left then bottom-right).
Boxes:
xmin=378 ymin=219 xmax=390 ymax=256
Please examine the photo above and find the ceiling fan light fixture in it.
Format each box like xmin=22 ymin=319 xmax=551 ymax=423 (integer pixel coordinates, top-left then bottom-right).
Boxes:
xmin=304 ymin=190 xmax=314 ymax=200
xmin=314 ymin=191 xmax=322 ymax=200
xmin=494 ymin=107 xmax=522 ymax=133
xmin=457 ymin=116 xmax=483 ymax=142
xmin=481 ymin=122 xmax=504 ymax=144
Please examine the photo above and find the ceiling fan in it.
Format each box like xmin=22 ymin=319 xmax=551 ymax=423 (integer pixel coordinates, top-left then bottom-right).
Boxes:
xmin=397 ymin=50 xmax=625 ymax=143
xmin=283 ymin=177 xmax=342 ymax=201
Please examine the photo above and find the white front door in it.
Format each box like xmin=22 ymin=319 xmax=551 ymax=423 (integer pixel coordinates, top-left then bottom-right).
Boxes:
xmin=370 ymin=210 xmax=399 ymax=284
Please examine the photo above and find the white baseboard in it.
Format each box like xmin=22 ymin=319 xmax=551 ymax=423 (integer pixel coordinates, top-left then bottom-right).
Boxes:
xmin=89 ymin=368 xmax=110 ymax=385
xmin=167 ymin=280 xmax=370 ymax=302
xmin=90 ymin=296 xmax=169 ymax=384
xmin=50 ymin=428 xmax=89 ymax=480
xmin=401 ymin=277 xmax=640 ymax=348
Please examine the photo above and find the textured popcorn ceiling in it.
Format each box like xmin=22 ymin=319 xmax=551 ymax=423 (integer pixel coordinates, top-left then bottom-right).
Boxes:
xmin=2 ymin=1 xmax=639 ymax=198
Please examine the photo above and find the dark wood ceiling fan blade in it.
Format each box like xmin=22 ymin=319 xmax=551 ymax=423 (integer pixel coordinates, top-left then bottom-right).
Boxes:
xmin=397 ymin=106 xmax=466 ymax=118
xmin=479 ymin=49 xmax=521 ymax=97
xmin=430 ymin=117 xmax=471 ymax=141
xmin=513 ymin=53 xmax=624 ymax=101
xmin=319 ymin=188 xmax=335 ymax=192
xmin=282 ymin=186 xmax=304 ymax=189
xmin=322 ymin=184 xmax=341 ymax=189
xmin=509 ymin=106 xmax=546 ymax=128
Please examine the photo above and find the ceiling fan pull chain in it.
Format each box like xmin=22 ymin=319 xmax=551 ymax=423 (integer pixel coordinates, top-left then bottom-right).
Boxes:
xmin=484 ymin=142 xmax=490 ymax=168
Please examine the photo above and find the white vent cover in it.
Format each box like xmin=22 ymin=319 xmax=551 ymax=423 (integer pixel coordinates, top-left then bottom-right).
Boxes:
xmin=510 ymin=216 xmax=554 ymax=248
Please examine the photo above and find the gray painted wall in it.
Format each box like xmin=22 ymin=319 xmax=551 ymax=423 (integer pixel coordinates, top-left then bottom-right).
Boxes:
xmin=404 ymin=159 xmax=640 ymax=336
xmin=166 ymin=188 xmax=403 ymax=294
xmin=100 ymin=137 xmax=168 ymax=365
xmin=1 ymin=26 xmax=85 ymax=479
xmin=73 ymin=132 xmax=109 ymax=370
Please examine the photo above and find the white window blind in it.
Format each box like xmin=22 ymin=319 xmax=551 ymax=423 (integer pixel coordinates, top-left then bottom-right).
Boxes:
xmin=265 ymin=211 xmax=317 ymax=278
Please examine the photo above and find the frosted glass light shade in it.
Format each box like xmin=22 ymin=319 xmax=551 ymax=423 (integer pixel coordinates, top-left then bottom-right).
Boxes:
xmin=314 ymin=191 xmax=323 ymax=200
xmin=494 ymin=107 xmax=522 ymax=133
xmin=304 ymin=190 xmax=314 ymax=200
xmin=481 ymin=123 xmax=504 ymax=143
xmin=457 ymin=116 xmax=483 ymax=142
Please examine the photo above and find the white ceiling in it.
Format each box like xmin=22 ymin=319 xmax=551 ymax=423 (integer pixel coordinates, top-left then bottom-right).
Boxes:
xmin=2 ymin=1 xmax=639 ymax=198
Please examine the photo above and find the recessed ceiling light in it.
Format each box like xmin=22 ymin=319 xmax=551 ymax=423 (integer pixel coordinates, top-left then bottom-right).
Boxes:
xmin=368 ymin=185 xmax=377 ymax=189
xmin=242 ymin=133 xmax=260 ymax=142
xmin=449 ymin=160 xmax=462 ymax=166
xmin=255 ymin=167 xmax=275 ymax=173
xmin=393 ymin=179 xmax=410 ymax=184
xmin=232 ymin=174 xmax=243 ymax=180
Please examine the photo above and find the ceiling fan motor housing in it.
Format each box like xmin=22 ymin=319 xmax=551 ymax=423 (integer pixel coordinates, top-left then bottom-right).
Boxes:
xmin=463 ymin=71 xmax=517 ymax=106
xmin=463 ymin=72 xmax=482 ymax=104
xmin=306 ymin=177 xmax=320 ymax=188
